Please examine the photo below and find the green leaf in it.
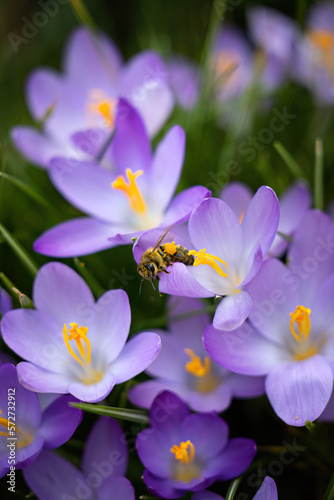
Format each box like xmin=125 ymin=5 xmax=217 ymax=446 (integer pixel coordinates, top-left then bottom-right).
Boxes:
xmin=314 ymin=137 xmax=323 ymax=211
xmin=0 ymin=224 xmax=38 ymax=277
xmin=323 ymin=473 xmax=334 ymax=500
xmin=73 ymin=258 xmax=104 ymax=298
xmin=0 ymin=171 xmax=53 ymax=210
xmin=69 ymin=0 xmax=97 ymax=31
xmin=225 ymin=477 xmax=242 ymax=500
xmin=273 ymin=141 xmax=305 ymax=179
xmin=69 ymin=402 xmax=149 ymax=424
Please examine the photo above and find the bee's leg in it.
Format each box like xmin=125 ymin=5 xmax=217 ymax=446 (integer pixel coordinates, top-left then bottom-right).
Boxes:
xmin=157 ymin=249 xmax=165 ymax=257
xmin=160 ymin=266 xmax=170 ymax=274
xmin=164 ymin=255 xmax=171 ymax=264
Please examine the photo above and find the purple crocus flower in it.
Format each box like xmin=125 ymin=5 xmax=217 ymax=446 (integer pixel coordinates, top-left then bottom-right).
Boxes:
xmin=0 ymin=288 xmax=12 ymax=317
xmin=1 ymin=262 xmax=161 ymax=403
xmin=192 ymin=476 xmax=278 ymax=500
xmin=135 ymin=187 xmax=279 ymax=331
xmin=204 ymin=210 xmax=334 ymax=426
xmin=23 ymin=416 xmax=134 ymax=500
xmin=129 ymin=296 xmax=264 ymax=413
xmin=11 ymin=27 xmax=174 ymax=169
xmin=0 ymin=363 xmax=82 ymax=478
xmin=220 ymin=181 xmax=311 ymax=258
xmin=210 ymin=26 xmax=254 ymax=102
xmin=136 ymin=391 xmax=256 ymax=499
xmin=247 ymin=7 xmax=297 ymax=91
xmin=33 ymin=99 xmax=209 ymax=257
xmin=292 ymin=2 xmax=334 ymax=104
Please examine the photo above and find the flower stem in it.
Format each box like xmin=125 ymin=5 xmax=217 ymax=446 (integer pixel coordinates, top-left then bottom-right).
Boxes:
xmin=273 ymin=141 xmax=304 ymax=179
xmin=0 ymin=224 xmax=38 ymax=278
xmin=314 ymin=137 xmax=323 ymax=211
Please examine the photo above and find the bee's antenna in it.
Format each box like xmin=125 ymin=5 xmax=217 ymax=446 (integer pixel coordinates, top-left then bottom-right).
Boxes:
xmin=139 ymin=278 xmax=144 ymax=295
xmin=150 ymin=279 xmax=156 ymax=291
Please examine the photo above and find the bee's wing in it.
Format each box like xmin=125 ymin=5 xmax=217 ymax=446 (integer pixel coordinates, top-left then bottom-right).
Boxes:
xmin=149 ymin=224 xmax=175 ymax=254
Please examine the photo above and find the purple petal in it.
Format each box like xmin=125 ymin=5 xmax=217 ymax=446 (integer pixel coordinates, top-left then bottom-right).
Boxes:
xmin=307 ymin=2 xmax=334 ymax=31
xmin=67 ymin=372 xmax=116 ymax=403
xmin=168 ymin=296 xmax=211 ymax=339
xmin=128 ymin=379 xmax=180 ymax=409
xmin=26 ymin=68 xmax=62 ymax=121
xmin=159 ymin=263 xmax=214 ymax=298
xmin=242 ymin=186 xmax=279 ymax=256
xmin=220 ymin=181 xmax=253 ymax=219
xmin=82 ymin=417 xmax=128 ymax=477
xmin=239 ymin=243 xmax=263 ymax=288
xmin=186 ymin=383 xmax=233 ymax=413
xmin=318 ymin=389 xmax=334 ymax=422
xmin=189 ymin=198 xmax=243 ymax=266
xmin=288 ymin=210 xmax=334 ymax=304
xmin=204 ymin=324 xmax=284 ymax=375
xmin=180 ymin=413 xmax=229 ymax=460
xmin=149 ymin=125 xmax=185 ymax=212
xmin=147 ymin=390 xmax=190 ymax=437
xmin=0 ymin=287 xmax=12 ymax=315
xmin=162 ymin=186 xmax=211 ymax=227
xmin=1 ymin=310 xmax=63 ymax=369
xmin=266 ymin=355 xmax=333 ymax=426
xmin=33 ymin=262 xmax=95 ymax=326
xmin=70 ymin=128 xmax=109 ymax=158
xmin=34 ymin=217 xmax=116 ymax=257
xmin=110 ymin=332 xmax=161 ymax=384
xmin=192 ymin=491 xmax=224 ymax=500
xmin=98 ymin=476 xmax=135 ymax=500
xmin=216 ymin=438 xmax=256 ymax=480
xmin=1 ymin=436 xmax=44 ymax=471
xmin=142 ymin=470 xmax=182 ymax=499
xmin=23 ymin=449 xmax=88 ymax=500
xmin=229 ymin=373 xmax=265 ymax=398
xmin=17 ymin=363 xmax=69 ymax=393
xmin=11 ymin=126 xmax=64 ymax=169
xmin=91 ymin=290 xmax=131 ymax=364
xmin=109 ymin=98 xmax=151 ymax=174
xmin=167 ymin=57 xmax=200 ymax=110
xmin=49 ymin=157 xmax=117 ymax=221
xmin=64 ymin=27 xmax=122 ymax=91
xmin=246 ymin=258 xmax=300 ymax=344
xmin=120 ymin=51 xmax=174 ymax=136
xmin=39 ymin=395 xmax=83 ymax=449
xmin=213 ymin=291 xmax=253 ymax=331
xmin=253 ymin=477 xmax=278 ymax=500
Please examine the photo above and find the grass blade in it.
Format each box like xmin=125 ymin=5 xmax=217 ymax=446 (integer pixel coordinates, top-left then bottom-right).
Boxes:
xmin=0 ymin=224 xmax=38 ymax=277
xmin=70 ymin=402 xmax=149 ymax=424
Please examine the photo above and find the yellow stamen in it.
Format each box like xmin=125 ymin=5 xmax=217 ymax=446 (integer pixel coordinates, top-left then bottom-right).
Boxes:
xmin=163 ymin=242 xmax=177 ymax=255
xmin=308 ymin=30 xmax=334 ymax=51
xmin=63 ymin=322 xmax=91 ymax=368
xmin=213 ymin=51 xmax=239 ymax=83
xmin=171 ymin=440 xmax=195 ymax=464
xmin=289 ymin=306 xmax=311 ymax=343
xmin=238 ymin=211 xmax=245 ymax=224
xmin=112 ymin=168 xmax=147 ymax=214
xmin=184 ymin=348 xmax=211 ymax=377
xmin=88 ymin=89 xmax=116 ymax=128
xmin=0 ymin=411 xmax=33 ymax=447
xmin=188 ymin=248 xmax=229 ymax=277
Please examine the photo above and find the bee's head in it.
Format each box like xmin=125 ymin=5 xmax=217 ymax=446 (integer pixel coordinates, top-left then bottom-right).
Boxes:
xmin=137 ymin=262 xmax=158 ymax=281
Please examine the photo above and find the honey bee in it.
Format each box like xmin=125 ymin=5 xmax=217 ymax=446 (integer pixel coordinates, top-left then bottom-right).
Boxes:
xmin=137 ymin=226 xmax=194 ymax=290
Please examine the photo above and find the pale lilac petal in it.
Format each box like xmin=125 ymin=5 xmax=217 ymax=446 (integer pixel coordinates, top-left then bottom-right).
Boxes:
xmin=1 ymin=310 xmax=62 ymax=369
xmin=110 ymin=98 xmax=151 ymax=174
xmin=121 ymin=51 xmax=174 ymax=136
xmin=64 ymin=27 xmax=122 ymax=91
xmin=242 ymin=186 xmax=279 ymax=256
xmin=0 ymin=287 xmax=12 ymax=315
xmin=213 ymin=291 xmax=253 ymax=331
xmin=82 ymin=417 xmax=128 ymax=477
xmin=70 ymin=128 xmax=109 ymax=158
xmin=149 ymin=125 xmax=185 ymax=212
xmin=145 ymin=331 xmax=190 ymax=381
xmin=246 ymin=258 xmax=300 ymax=343
xmin=238 ymin=243 xmax=263 ymax=288
xmin=39 ymin=395 xmax=83 ymax=449
xmin=266 ymin=355 xmax=333 ymax=426
xmin=189 ymin=198 xmax=242 ymax=265
xmin=186 ymin=383 xmax=233 ymax=413
xmin=162 ymin=186 xmax=211 ymax=227
xmin=11 ymin=126 xmax=64 ymax=169
xmin=288 ymin=210 xmax=334 ymax=304
xmin=167 ymin=57 xmax=200 ymax=110
xmin=159 ymin=263 xmax=215 ymax=298
xmin=220 ymin=181 xmax=253 ymax=219
xmin=23 ymin=450 xmax=89 ymax=500
xmin=98 ymin=476 xmax=135 ymax=500
xmin=307 ymin=2 xmax=334 ymax=31
xmin=33 ymin=262 xmax=95 ymax=326
xmin=128 ymin=380 xmax=179 ymax=409
xmin=67 ymin=372 xmax=116 ymax=403
xmin=308 ymin=273 xmax=334 ymax=334
xmin=318 ymin=389 xmax=334 ymax=421
xmin=34 ymin=217 xmax=116 ymax=257
xmin=17 ymin=363 xmax=69 ymax=393
xmin=91 ymin=290 xmax=131 ymax=363
xmin=49 ymin=158 xmax=118 ymax=221
xmin=204 ymin=323 xmax=285 ymax=375
xmin=216 ymin=438 xmax=256 ymax=480
xmin=26 ymin=68 xmax=62 ymax=121
xmin=253 ymin=477 xmax=278 ymax=500
xmin=110 ymin=333 xmax=161 ymax=384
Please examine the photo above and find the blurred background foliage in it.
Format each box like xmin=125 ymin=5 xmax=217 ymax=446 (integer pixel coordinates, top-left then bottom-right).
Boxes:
xmin=1 ymin=0 xmax=334 ymax=499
